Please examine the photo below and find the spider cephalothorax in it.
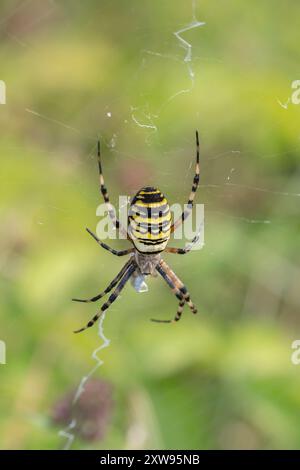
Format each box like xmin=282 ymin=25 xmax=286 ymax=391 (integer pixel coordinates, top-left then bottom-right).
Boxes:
xmin=134 ymin=251 xmax=161 ymax=275
xmin=73 ymin=131 xmax=200 ymax=332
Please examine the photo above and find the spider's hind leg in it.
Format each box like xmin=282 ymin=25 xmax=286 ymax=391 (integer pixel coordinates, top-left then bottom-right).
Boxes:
xmin=151 ymin=299 xmax=185 ymax=323
xmin=72 ymin=258 xmax=132 ymax=303
xmin=151 ymin=259 xmax=197 ymax=323
xmin=74 ymin=262 xmax=136 ymax=333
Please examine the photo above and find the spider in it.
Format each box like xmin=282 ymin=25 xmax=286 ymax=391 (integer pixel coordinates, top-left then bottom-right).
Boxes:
xmin=73 ymin=131 xmax=201 ymax=333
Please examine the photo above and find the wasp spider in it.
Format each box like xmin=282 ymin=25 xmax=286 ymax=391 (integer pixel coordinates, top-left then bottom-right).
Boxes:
xmin=73 ymin=131 xmax=201 ymax=333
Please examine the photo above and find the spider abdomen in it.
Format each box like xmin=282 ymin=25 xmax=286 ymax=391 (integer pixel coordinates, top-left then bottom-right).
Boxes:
xmin=128 ymin=187 xmax=171 ymax=253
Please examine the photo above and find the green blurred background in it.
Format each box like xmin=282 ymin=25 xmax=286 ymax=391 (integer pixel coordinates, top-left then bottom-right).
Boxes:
xmin=1 ymin=0 xmax=300 ymax=450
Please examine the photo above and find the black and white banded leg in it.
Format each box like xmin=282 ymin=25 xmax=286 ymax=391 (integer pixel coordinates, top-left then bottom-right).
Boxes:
xmin=97 ymin=140 xmax=129 ymax=239
xmin=159 ymin=260 xmax=197 ymax=314
xmin=165 ymin=232 xmax=200 ymax=254
xmin=74 ymin=261 xmax=136 ymax=333
xmin=72 ymin=258 xmax=133 ymax=303
xmin=151 ymin=298 xmax=186 ymax=324
xmin=86 ymin=227 xmax=134 ymax=256
xmin=151 ymin=260 xmax=197 ymax=323
xmin=171 ymin=130 xmax=200 ymax=233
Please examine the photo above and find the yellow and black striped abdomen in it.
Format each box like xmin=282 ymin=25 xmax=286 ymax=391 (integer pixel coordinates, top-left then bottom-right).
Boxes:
xmin=128 ymin=187 xmax=171 ymax=253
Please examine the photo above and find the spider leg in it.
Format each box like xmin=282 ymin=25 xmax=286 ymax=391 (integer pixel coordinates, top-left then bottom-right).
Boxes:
xmin=151 ymin=260 xmax=197 ymax=323
xmin=171 ymin=130 xmax=200 ymax=233
xmin=165 ymin=232 xmax=200 ymax=254
xmin=74 ymin=262 xmax=136 ymax=333
xmin=97 ymin=139 xmax=130 ymax=240
xmin=86 ymin=227 xmax=134 ymax=256
xmin=72 ymin=258 xmax=133 ymax=303
xmin=151 ymin=299 xmax=185 ymax=324
xmin=158 ymin=260 xmax=197 ymax=314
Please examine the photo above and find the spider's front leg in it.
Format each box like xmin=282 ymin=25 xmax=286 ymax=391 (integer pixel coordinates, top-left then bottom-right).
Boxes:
xmin=171 ymin=130 xmax=200 ymax=234
xmin=86 ymin=227 xmax=134 ymax=256
xmin=97 ymin=140 xmax=131 ymax=241
xmin=165 ymin=232 xmax=200 ymax=254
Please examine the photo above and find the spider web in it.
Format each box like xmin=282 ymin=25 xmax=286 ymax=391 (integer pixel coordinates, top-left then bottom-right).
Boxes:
xmin=58 ymin=312 xmax=110 ymax=450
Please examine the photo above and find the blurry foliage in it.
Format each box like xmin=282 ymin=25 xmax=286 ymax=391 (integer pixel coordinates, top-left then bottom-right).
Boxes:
xmin=51 ymin=379 xmax=114 ymax=443
xmin=0 ymin=0 xmax=300 ymax=450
